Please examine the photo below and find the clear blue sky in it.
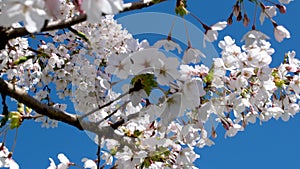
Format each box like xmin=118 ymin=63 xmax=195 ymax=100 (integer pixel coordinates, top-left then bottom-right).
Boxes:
xmin=1 ymin=0 xmax=300 ymax=168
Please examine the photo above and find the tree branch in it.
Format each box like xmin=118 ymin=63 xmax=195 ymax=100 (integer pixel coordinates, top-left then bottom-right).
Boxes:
xmin=0 ymin=77 xmax=138 ymax=150
xmin=0 ymin=0 xmax=166 ymax=148
xmin=1 ymin=0 xmax=168 ymax=49
xmin=0 ymin=77 xmax=84 ymax=130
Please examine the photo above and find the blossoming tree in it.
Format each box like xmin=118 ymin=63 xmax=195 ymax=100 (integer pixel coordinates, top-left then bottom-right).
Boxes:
xmin=0 ymin=0 xmax=297 ymax=168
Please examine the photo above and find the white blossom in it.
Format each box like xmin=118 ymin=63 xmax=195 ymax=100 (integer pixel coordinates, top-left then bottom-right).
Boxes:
xmin=182 ymin=47 xmax=205 ymax=64
xmin=225 ymin=124 xmax=244 ymax=137
xmin=260 ymin=6 xmax=277 ymax=25
xmin=154 ymin=39 xmax=182 ymax=53
xmin=0 ymin=0 xmax=48 ymax=33
xmin=279 ymin=0 xmax=293 ymax=4
xmin=204 ymin=21 xmax=227 ymax=46
xmin=82 ymin=0 xmax=123 ymax=22
xmin=274 ymin=25 xmax=290 ymax=42
xmin=154 ymin=55 xmax=180 ymax=86
xmin=82 ymin=158 xmax=97 ymax=169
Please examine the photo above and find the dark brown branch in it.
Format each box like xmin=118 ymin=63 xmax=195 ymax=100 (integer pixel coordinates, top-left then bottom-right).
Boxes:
xmin=0 ymin=77 xmax=138 ymax=149
xmin=0 ymin=77 xmax=101 ymax=133
xmin=0 ymin=77 xmax=84 ymax=130
xmin=0 ymin=0 xmax=167 ymax=147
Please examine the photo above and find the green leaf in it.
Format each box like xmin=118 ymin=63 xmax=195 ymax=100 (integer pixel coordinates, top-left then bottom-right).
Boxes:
xmin=13 ymin=55 xmax=35 ymax=65
xmin=141 ymin=157 xmax=151 ymax=168
xmin=110 ymin=147 xmax=118 ymax=156
xmin=130 ymin=74 xmax=158 ymax=95
xmin=9 ymin=111 xmax=22 ymax=129
xmin=17 ymin=102 xmax=24 ymax=114
xmin=175 ymin=5 xmax=189 ymax=17
xmin=133 ymin=130 xmax=142 ymax=137
xmin=274 ymin=78 xmax=285 ymax=88
xmin=175 ymin=0 xmax=188 ymax=17
xmin=204 ymin=63 xmax=214 ymax=84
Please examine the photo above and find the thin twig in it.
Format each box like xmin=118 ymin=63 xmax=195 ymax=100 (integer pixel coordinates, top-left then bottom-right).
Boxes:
xmin=96 ymin=101 xmax=129 ymax=125
xmin=79 ymin=91 xmax=130 ymax=119
xmin=11 ymin=128 xmax=18 ymax=153
xmin=96 ymin=135 xmax=101 ymax=169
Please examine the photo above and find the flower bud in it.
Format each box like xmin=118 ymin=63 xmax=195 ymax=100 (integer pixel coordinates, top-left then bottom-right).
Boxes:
xmin=243 ymin=13 xmax=250 ymax=27
xmin=7 ymin=152 xmax=13 ymax=159
xmin=285 ymin=66 xmax=292 ymax=71
xmin=276 ymin=4 xmax=286 ymax=14
xmin=73 ymin=0 xmax=84 ymax=14
xmin=212 ymin=126 xmax=217 ymax=138
xmin=237 ymin=11 xmax=242 ymax=21
xmin=227 ymin=13 xmax=233 ymax=25
xmin=242 ymin=119 xmax=247 ymax=128
xmin=233 ymin=3 xmax=240 ymax=16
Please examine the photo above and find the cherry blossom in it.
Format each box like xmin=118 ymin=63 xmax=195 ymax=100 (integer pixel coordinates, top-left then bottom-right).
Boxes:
xmin=218 ymin=36 xmax=242 ymax=70
xmin=0 ymin=0 xmax=48 ymax=33
xmin=160 ymin=93 xmax=182 ymax=127
xmin=82 ymin=158 xmax=97 ymax=169
xmin=47 ymin=153 xmax=73 ymax=169
xmin=279 ymin=0 xmax=293 ymax=4
xmin=105 ymin=53 xmax=132 ymax=79
xmin=130 ymin=48 xmax=162 ymax=74
xmin=154 ymin=39 xmax=182 ymax=53
xmin=0 ymin=1 xmax=298 ymax=168
xmin=175 ymin=147 xmax=200 ymax=167
xmin=180 ymin=78 xmax=203 ymax=112
xmin=225 ymin=123 xmax=244 ymax=138
xmin=154 ymin=55 xmax=180 ymax=86
xmin=242 ymin=30 xmax=270 ymax=48
xmin=182 ymin=47 xmax=205 ymax=64
xmin=260 ymin=5 xmax=277 ymax=25
xmin=0 ymin=144 xmax=19 ymax=169
xmin=82 ymin=0 xmax=123 ymax=22
xmin=44 ymin=0 xmax=60 ymax=19
xmin=274 ymin=25 xmax=291 ymax=42
xmin=203 ymin=21 xmax=227 ymax=46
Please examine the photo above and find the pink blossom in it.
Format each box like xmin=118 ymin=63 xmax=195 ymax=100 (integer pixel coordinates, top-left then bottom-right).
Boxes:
xmin=45 ymin=0 xmax=60 ymax=19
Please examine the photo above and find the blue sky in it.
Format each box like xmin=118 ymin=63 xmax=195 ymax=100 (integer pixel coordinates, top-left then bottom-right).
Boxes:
xmin=1 ymin=0 xmax=300 ymax=168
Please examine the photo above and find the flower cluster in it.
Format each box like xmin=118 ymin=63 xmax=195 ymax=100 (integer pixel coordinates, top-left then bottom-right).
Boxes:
xmin=0 ymin=0 xmax=124 ymax=33
xmin=60 ymin=32 xmax=300 ymax=168
xmin=0 ymin=144 xmax=19 ymax=169
xmin=0 ymin=0 xmax=298 ymax=168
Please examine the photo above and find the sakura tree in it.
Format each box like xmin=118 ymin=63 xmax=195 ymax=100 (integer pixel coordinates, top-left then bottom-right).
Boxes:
xmin=0 ymin=0 xmax=297 ymax=168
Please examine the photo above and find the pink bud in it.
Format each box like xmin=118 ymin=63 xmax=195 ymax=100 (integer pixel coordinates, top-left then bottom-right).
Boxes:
xmin=227 ymin=13 xmax=233 ymax=25
xmin=276 ymin=4 xmax=287 ymax=14
xmin=73 ymin=0 xmax=84 ymax=14
xmin=233 ymin=3 xmax=240 ymax=17
xmin=212 ymin=126 xmax=217 ymax=138
xmin=45 ymin=0 xmax=60 ymax=19
xmin=237 ymin=11 xmax=242 ymax=21
xmin=243 ymin=13 xmax=250 ymax=27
